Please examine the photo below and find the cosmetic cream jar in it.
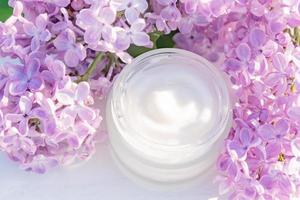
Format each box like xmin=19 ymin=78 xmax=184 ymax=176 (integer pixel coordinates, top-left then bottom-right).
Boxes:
xmin=106 ymin=48 xmax=232 ymax=183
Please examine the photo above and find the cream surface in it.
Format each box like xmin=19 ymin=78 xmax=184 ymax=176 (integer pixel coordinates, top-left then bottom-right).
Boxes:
xmin=124 ymin=62 xmax=217 ymax=147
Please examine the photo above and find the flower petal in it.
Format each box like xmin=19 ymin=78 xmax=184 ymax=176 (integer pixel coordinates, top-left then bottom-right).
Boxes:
xmin=132 ymin=32 xmax=151 ymax=46
xmin=249 ymin=27 xmax=266 ymax=47
xmin=23 ymin=22 xmax=36 ymax=36
xmin=19 ymin=96 xmax=32 ymax=114
xmin=125 ymin=7 xmax=139 ymax=24
xmin=130 ymin=18 xmax=146 ymax=32
xmin=28 ymin=76 xmax=43 ymax=91
xmin=77 ymin=105 xmax=96 ymax=121
xmin=239 ymin=128 xmax=251 ymax=145
xmin=272 ymin=52 xmax=287 ymax=72
xmin=26 ymin=58 xmax=40 ymax=78
xmin=235 ymin=43 xmax=251 ymax=62
xmin=56 ymin=90 xmax=74 ymax=105
xmin=19 ymin=118 xmax=29 ymax=135
xmin=257 ymin=124 xmax=275 ymax=141
xmin=275 ymin=119 xmax=289 ymax=135
xmin=75 ymin=81 xmax=90 ymax=101
xmin=64 ymin=48 xmax=80 ymax=67
xmin=35 ymin=13 xmax=48 ymax=30
xmin=9 ymin=80 xmax=27 ymax=95
xmin=99 ymin=7 xmax=116 ymax=24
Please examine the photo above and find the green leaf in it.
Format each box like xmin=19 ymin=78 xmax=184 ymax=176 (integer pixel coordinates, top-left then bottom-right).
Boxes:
xmin=127 ymin=31 xmax=177 ymax=58
xmin=156 ymin=31 xmax=176 ymax=48
xmin=0 ymin=0 xmax=12 ymax=22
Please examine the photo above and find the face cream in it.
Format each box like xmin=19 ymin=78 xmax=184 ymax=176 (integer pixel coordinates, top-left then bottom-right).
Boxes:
xmin=106 ymin=48 xmax=232 ymax=183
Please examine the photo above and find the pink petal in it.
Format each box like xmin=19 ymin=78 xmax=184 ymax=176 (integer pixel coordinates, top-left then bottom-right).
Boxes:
xmin=130 ymin=18 xmax=146 ymax=32
xmin=68 ymin=135 xmax=81 ymax=149
xmin=23 ymin=22 xmax=36 ymax=36
xmin=235 ymin=43 xmax=251 ymax=62
xmin=116 ymin=51 xmax=132 ymax=63
xmin=125 ymin=7 xmax=139 ymax=24
xmin=77 ymin=105 xmax=96 ymax=121
xmin=56 ymin=90 xmax=74 ymax=105
xmin=257 ymin=124 xmax=275 ymax=141
xmin=64 ymin=48 xmax=80 ymax=67
xmin=84 ymin=26 xmax=102 ymax=45
xmin=291 ymin=138 xmax=300 ymax=157
xmin=75 ymin=81 xmax=90 ymax=101
xmin=9 ymin=80 xmax=27 ymax=95
xmin=135 ymin=0 xmax=148 ymax=12
xmin=39 ymin=30 xmax=51 ymax=42
xmin=31 ymin=36 xmax=40 ymax=51
xmin=19 ymin=96 xmax=32 ymax=114
xmin=249 ymin=27 xmax=266 ymax=47
xmin=21 ymin=137 xmax=36 ymax=154
xmin=287 ymin=106 xmax=300 ymax=120
xmin=28 ymin=76 xmax=43 ymax=91
xmin=19 ymin=118 xmax=29 ymax=135
xmin=76 ymin=9 xmax=98 ymax=29
xmin=132 ymin=32 xmax=151 ymax=46
xmin=35 ymin=13 xmax=48 ymax=30
xmin=272 ymin=52 xmax=287 ymax=72
xmin=26 ymin=58 xmax=40 ymax=78
xmin=266 ymin=142 xmax=281 ymax=160
xmin=52 ymin=60 xmax=66 ymax=78
xmin=102 ymin=25 xmax=116 ymax=43
xmin=5 ymin=113 xmax=23 ymax=123
xmin=250 ymin=0 xmax=265 ymax=17
xmin=99 ymin=7 xmax=116 ymax=24
xmin=275 ymin=119 xmax=289 ymax=134
xmin=239 ymin=128 xmax=251 ymax=145
xmin=115 ymin=30 xmax=131 ymax=51
xmin=224 ymin=58 xmax=242 ymax=72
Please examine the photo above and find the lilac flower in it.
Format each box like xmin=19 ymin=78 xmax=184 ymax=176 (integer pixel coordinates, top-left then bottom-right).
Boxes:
xmin=156 ymin=0 xmax=181 ymax=22
xmin=235 ymin=43 xmax=251 ymax=62
xmin=115 ymin=19 xmax=151 ymax=50
xmin=260 ymin=172 xmax=293 ymax=199
xmin=145 ymin=12 xmax=175 ymax=34
xmin=23 ymin=13 xmax=51 ymax=51
xmin=55 ymin=82 xmax=96 ymax=122
xmin=76 ymin=6 xmax=117 ymax=49
xmin=1 ymin=0 xmax=300 ymax=195
xmin=41 ymin=55 xmax=68 ymax=93
xmin=22 ymin=155 xmax=58 ymax=174
xmin=115 ymin=0 xmax=148 ymax=24
xmin=53 ymin=29 xmax=86 ymax=67
xmin=249 ymin=27 xmax=266 ymax=48
xmin=229 ymin=128 xmax=261 ymax=158
xmin=8 ymin=58 xmax=43 ymax=96
xmin=257 ymin=119 xmax=289 ymax=142
xmin=5 ymin=95 xmax=32 ymax=135
xmin=287 ymin=138 xmax=300 ymax=177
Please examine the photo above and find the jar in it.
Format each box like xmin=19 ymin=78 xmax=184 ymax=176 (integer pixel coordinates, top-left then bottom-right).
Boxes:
xmin=106 ymin=48 xmax=232 ymax=183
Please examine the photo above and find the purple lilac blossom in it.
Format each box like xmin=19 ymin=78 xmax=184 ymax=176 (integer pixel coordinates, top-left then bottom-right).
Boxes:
xmin=1 ymin=0 xmax=300 ymax=199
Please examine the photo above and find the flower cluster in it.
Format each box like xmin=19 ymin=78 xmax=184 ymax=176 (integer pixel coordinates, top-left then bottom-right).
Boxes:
xmin=1 ymin=0 xmax=300 ymax=199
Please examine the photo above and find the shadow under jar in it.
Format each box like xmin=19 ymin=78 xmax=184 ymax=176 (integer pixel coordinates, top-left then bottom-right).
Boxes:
xmin=106 ymin=48 xmax=232 ymax=183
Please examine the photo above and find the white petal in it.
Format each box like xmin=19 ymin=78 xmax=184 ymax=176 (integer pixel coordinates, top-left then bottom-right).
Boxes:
xmin=125 ymin=7 xmax=139 ymax=24
xmin=132 ymin=32 xmax=151 ymax=46
xmin=130 ymin=18 xmax=146 ymax=32
xmin=56 ymin=90 xmax=74 ymax=105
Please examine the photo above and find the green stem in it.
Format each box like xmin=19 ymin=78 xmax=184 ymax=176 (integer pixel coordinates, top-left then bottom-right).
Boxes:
xmin=76 ymin=52 xmax=105 ymax=83
xmin=295 ymin=27 xmax=300 ymax=45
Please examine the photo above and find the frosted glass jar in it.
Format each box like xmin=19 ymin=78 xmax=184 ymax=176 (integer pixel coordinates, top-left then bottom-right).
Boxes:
xmin=106 ymin=48 xmax=232 ymax=183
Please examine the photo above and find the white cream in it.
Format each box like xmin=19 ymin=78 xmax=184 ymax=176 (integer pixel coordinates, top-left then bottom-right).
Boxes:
xmin=107 ymin=49 xmax=232 ymax=183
